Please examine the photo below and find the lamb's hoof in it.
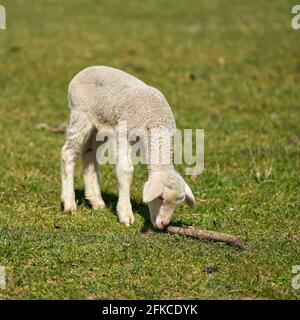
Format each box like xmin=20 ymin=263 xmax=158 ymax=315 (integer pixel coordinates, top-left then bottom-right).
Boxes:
xmin=91 ymin=200 xmax=106 ymax=210
xmin=62 ymin=201 xmax=77 ymax=213
xmin=118 ymin=210 xmax=134 ymax=226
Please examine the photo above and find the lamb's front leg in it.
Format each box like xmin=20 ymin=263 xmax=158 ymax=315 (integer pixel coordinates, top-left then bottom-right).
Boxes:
xmin=116 ymin=149 xmax=134 ymax=226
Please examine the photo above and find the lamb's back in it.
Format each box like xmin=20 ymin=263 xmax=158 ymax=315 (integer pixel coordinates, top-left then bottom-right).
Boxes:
xmin=68 ymin=66 xmax=176 ymax=131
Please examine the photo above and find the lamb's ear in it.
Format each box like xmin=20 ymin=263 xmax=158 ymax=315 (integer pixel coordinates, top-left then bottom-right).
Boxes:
xmin=143 ymin=176 xmax=164 ymax=203
xmin=184 ymin=182 xmax=196 ymax=208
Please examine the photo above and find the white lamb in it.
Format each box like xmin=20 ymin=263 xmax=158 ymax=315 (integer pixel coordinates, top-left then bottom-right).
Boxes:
xmin=61 ymin=66 xmax=195 ymax=229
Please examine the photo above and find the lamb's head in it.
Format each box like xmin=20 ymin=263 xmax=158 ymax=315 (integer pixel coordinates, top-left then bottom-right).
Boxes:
xmin=143 ymin=171 xmax=196 ymax=229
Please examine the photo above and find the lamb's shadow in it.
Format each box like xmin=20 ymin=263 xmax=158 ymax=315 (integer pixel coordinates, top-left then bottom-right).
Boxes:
xmin=75 ymin=189 xmax=90 ymax=207
xmin=74 ymin=189 xmax=152 ymax=232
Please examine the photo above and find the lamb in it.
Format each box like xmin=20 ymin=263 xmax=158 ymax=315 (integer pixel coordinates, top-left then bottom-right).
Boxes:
xmin=61 ymin=66 xmax=196 ymax=229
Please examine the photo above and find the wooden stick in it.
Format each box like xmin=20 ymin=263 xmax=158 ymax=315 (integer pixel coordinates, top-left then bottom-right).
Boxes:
xmin=167 ymin=225 xmax=244 ymax=249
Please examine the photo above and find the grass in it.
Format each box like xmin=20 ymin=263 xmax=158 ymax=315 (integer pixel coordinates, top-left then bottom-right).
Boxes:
xmin=0 ymin=0 xmax=299 ymax=299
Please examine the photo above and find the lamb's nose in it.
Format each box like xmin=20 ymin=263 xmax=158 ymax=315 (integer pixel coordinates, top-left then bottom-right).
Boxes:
xmin=160 ymin=221 xmax=169 ymax=229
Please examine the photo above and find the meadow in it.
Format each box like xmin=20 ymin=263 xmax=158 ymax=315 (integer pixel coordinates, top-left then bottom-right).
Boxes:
xmin=0 ymin=0 xmax=299 ymax=299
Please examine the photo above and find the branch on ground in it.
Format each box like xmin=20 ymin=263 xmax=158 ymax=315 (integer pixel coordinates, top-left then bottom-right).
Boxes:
xmin=167 ymin=225 xmax=245 ymax=249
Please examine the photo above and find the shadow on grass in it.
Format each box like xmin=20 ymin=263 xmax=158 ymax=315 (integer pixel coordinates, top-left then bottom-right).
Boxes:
xmin=74 ymin=189 xmax=153 ymax=232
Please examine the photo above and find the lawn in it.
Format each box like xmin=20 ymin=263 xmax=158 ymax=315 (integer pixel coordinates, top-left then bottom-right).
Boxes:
xmin=0 ymin=0 xmax=299 ymax=299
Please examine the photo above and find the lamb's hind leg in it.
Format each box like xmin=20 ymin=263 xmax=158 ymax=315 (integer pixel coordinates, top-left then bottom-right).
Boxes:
xmin=116 ymin=142 xmax=134 ymax=226
xmin=82 ymin=128 xmax=105 ymax=210
xmin=61 ymin=112 xmax=92 ymax=212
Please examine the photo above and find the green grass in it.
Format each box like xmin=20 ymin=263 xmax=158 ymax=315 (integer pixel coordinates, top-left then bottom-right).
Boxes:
xmin=0 ymin=0 xmax=299 ymax=299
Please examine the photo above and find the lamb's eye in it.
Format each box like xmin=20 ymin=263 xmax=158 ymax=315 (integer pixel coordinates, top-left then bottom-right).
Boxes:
xmin=158 ymin=195 xmax=164 ymax=201
xmin=177 ymin=195 xmax=185 ymax=202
